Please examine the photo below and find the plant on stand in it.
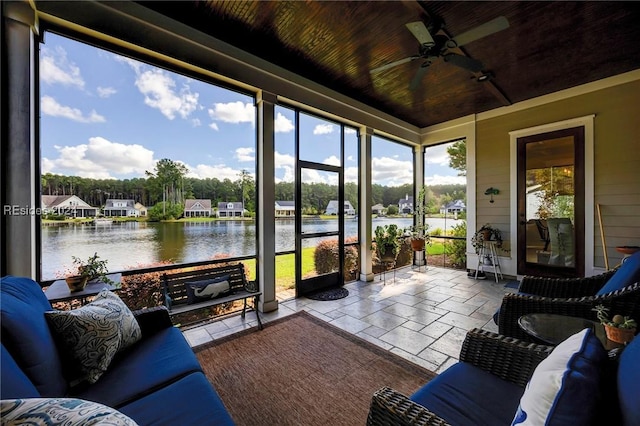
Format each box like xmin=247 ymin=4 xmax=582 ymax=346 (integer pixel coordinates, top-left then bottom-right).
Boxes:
xmin=592 ymin=304 xmax=637 ymax=344
xmin=471 ymin=223 xmax=503 ymax=254
xmin=406 ymin=186 xmax=431 ymax=252
xmin=374 ymin=224 xmax=401 ymax=264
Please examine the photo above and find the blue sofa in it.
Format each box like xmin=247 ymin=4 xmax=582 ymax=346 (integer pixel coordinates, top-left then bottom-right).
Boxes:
xmin=0 ymin=275 xmax=235 ymax=425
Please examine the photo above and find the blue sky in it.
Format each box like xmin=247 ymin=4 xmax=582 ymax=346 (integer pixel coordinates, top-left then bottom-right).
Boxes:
xmin=40 ymin=32 xmax=463 ymax=187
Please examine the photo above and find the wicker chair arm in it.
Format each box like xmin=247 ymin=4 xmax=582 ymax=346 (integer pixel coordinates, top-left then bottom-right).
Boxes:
xmin=498 ymin=282 xmax=640 ymax=341
xmin=460 ymin=328 xmax=553 ymax=387
xmin=133 ymin=305 xmax=173 ymax=338
xmin=518 ymin=269 xmax=614 ymax=297
xmin=367 ymin=387 xmax=451 ymax=426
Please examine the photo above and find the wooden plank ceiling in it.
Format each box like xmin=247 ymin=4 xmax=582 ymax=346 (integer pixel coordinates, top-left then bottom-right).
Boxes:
xmin=141 ymin=1 xmax=640 ymax=128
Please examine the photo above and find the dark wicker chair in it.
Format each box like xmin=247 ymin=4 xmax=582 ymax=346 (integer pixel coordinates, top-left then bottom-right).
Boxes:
xmin=517 ymin=269 xmax=616 ymax=298
xmin=498 ymin=281 xmax=640 ymax=341
xmin=367 ymin=328 xmax=553 ymax=426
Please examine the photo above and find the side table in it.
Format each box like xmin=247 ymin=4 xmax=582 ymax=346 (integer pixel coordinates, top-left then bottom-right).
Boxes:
xmin=518 ymin=313 xmax=624 ymax=352
xmin=45 ymin=273 xmax=121 ymax=305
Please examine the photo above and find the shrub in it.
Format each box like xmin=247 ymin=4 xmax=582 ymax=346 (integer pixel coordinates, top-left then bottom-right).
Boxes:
xmin=445 ymin=221 xmax=467 ymax=268
xmin=314 ymin=237 xmax=360 ymax=282
xmin=119 ymin=260 xmax=172 ymax=310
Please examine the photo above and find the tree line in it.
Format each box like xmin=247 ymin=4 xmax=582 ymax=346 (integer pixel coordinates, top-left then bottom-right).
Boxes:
xmin=42 ymin=158 xmax=465 ymax=217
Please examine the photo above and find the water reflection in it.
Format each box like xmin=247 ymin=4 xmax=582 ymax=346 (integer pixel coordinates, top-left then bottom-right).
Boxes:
xmin=41 ymin=217 xmax=463 ymax=280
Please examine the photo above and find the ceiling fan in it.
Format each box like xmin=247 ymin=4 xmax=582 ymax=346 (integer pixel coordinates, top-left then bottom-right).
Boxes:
xmin=371 ymin=16 xmax=509 ymax=90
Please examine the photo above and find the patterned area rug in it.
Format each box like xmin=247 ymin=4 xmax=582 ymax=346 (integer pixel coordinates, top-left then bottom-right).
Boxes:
xmin=194 ymin=311 xmax=436 ymax=426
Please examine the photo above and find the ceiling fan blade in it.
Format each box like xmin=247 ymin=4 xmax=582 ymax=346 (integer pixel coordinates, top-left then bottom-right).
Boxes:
xmin=405 ymin=21 xmax=435 ymax=47
xmin=409 ymin=64 xmax=429 ymax=91
xmin=444 ymin=53 xmax=484 ymax=72
xmin=451 ymin=16 xmax=509 ymax=47
xmin=370 ymin=56 xmax=418 ymax=74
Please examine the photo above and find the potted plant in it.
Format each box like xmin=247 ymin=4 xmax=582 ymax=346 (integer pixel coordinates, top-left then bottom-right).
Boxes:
xmin=374 ymin=224 xmax=401 ymax=263
xmin=407 ymin=186 xmax=431 ymax=251
xmin=592 ymin=305 xmax=637 ymax=344
xmin=471 ymin=223 xmax=503 ymax=254
xmin=65 ymin=252 xmax=112 ymax=292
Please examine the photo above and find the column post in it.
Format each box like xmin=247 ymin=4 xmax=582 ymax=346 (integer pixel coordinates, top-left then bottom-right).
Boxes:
xmin=255 ymin=91 xmax=278 ymax=312
xmin=359 ymin=127 xmax=374 ymax=282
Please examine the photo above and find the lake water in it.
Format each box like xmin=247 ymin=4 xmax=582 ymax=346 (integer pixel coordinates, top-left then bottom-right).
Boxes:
xmin=41 ymin=217 xmax=464 ymax=279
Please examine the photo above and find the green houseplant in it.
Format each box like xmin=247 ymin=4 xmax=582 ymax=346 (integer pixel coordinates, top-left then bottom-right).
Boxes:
xmin=65 ymin=252 xmax=112 ymax=291
xmin=470 ymin=223 xmax=503 ymax=254
xmin=407 ymin=186 xmax=431 ymax=251
xmin=374 ymin=224 xmax=401 ymax=263
xmin=592 ymin=304 xmax=637 ymax=344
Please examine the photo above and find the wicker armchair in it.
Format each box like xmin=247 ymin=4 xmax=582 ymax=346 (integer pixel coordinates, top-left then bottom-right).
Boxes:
xmin=367 ymin=329 xmax=553 ymax=426
xmin=498 ymin=282 xmax=640 ymax=341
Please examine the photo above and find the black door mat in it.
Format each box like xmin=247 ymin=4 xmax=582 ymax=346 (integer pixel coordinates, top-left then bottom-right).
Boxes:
xmin=305 ymin=287 xmax=349 ymax=301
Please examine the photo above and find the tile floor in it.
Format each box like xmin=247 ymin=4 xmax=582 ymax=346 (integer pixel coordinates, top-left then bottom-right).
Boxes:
xmin=182 ymin=265 xmax=515 ymax=374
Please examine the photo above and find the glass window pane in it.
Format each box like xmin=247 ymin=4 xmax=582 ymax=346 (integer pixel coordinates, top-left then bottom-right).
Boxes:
xmin=299 ymin=113 xmax=340 ymax=165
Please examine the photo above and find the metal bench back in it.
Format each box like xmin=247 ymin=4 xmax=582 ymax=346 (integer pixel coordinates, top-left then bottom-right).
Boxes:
xmin=162 ymin=263 xmax=247 ymax=307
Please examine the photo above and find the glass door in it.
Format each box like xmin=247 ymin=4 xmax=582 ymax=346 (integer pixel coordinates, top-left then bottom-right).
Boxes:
xmin=295 ymin=164 xmax=343 ymax=296
xmin=517 ymin=127 xmax=585 ymax=277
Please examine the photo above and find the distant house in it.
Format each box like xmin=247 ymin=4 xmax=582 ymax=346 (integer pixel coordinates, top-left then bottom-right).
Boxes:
xmin=134 ymin=202 xmax=148 ymax=217
xmin=104 ymin=199 xmax=144 ymax=217
xmin=398 ymin=194 xmax=413 ymax=214
xmin=275 ymin=200 xmax=295 ymax=217
xmin=325 ymin=200 xmax=356 ymax=215
xmin=41 ymin=195 xmax=98 ymax=218
xmin=372 ymin=203 xmax=385 ymax=215
xmin=217 ymin=201 xmax=244 ymax=218
xmin=441 ymin=199 xmax=466 ymax=214
xmin=184 ymin=199 xmax=212 ymax=217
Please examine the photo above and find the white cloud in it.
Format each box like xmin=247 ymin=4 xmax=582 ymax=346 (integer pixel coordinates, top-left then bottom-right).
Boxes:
xmin=425 ymin=174 xmax=466 ymax=186
xmin=187 ymin=163 xmax=254 ymax=181
xmin=40 ymin=46 xmax=84 ymax=88
xmin=424 ymin=144 xmax=452 ymax=166
xmin=274 ymin=151 xmax=295 ymax=182
xmin=209 ymin=122 xmax=219 ymax=131
xmin=135 ymin=68 xmax=199 ymax=120
xmin=345 ymin=128 xmax=357 ymax=134
xmin=323 ymin=155 xmax=340 ymax=166
xmin=43 ymin=136 xmax=155 ymax=179
xmin=97 ymin=86 xmax=117 ymax=98
xmin=275 ymin=112 xmax=294 ymax=133
xmin=372 ymin=156 xmax=413 ymax=186
xmin=208 ymin=101 xmax=255 ymax=126
xmin=313 ymin=124 xmax=334 ymax=135
xmin=235 ymin=147 xmax=255 ymax=162
xmin=191 ymin=118 xmax=202 ymax=127
xmin=41 ymin=96 xmax=106 ymax=123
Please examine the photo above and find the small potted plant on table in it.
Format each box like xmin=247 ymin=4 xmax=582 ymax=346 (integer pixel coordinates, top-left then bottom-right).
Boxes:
xmin=593 ymin=304 xmax=637 ymax=344
xmin=64 ymin=252 xmax=112 ymax=292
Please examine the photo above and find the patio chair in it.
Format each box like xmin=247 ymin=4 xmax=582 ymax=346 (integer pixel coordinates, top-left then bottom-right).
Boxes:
xmin=368 ymin=326 xmax=637 ymax=426
xmin=496 ymin=251 xmax=640 ymax=341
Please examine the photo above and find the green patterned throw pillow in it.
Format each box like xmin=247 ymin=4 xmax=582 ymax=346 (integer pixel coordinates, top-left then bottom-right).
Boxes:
xmin=0 ymin=398 xmax=138 ymax=425
xmin=46 ymin=289 xmax=142 ymax=384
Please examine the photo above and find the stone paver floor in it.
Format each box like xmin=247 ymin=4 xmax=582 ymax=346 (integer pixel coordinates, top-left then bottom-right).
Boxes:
xmin=182 ymin=265 xmax=515 ymax=373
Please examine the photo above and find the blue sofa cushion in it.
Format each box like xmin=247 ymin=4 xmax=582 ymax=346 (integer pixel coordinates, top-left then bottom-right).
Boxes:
xmin=618 ymin=333 xmax=640 ymax=426
xmin=119 ymin=372 xmax=235 ymax=426
xmin=0 ymin=398 xmax=139 ymax=426
xmin=0 ymin=276 xmax=67 ymax=396
xmin=46 ymin=289 xmax=142 ymax=384
xmin=511 ymin=328 xmax=606 ymax=425
xmin=596 ymin=251 xmax=640 ymax=295
xmin=410 ymin=361 xmax=524 ymax=425
xmin=73 ymin=326 xmax=203 ymax=407
xmin=1 ymin=344 xmax=40 ymax=399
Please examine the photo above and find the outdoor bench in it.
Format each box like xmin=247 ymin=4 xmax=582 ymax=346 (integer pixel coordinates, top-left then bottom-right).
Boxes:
xmin=162 ymin=263 xmax=263 ymax=329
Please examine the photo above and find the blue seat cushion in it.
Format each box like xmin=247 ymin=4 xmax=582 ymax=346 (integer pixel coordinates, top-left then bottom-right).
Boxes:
xmin=410 ymin=362 xmax=524 ymax=426
xmin=0 ymin=276 xmax=67 ymax=396
xmin=1 ymin=344 xmax=40 ymax=399
xmin=618 ymin=332 xmax=640 ymax=426
xmin=596 ymin=251 xmax=640 ymax=295
xmin=73 ymin=326 xmax=202 ymax=407
xmin=119 ymin=372 xmax=235 ymax=426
